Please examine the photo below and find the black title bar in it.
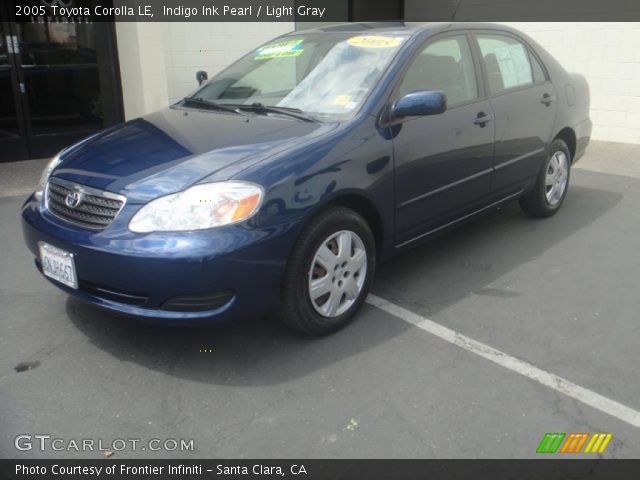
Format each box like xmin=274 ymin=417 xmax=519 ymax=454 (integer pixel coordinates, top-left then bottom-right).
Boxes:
xmin=2 ymin=459 xmax=640 ymax=480
xmin=10 ymin=0 xmax=640 ymax=22
xmin=12 ymin=1 xmax=347 ymax=23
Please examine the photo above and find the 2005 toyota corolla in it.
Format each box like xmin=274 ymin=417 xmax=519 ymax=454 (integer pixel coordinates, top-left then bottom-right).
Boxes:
xmin=22 ymin=22 xmax=591 ymax=335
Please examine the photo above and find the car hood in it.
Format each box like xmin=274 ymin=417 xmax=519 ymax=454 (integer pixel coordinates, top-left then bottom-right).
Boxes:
xmin=52 ymin=107 xmax=337 ymax=203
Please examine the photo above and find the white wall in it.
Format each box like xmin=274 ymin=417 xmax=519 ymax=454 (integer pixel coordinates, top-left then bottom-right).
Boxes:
xmin=114 ymin=22 xmax=169 ymax=119
xmin=501 ymin=22 xmax=640 ymax=144
xmin=163 ymin=22 xmax=295 ymax=103
xmin=115 ymin=22 xmax=294 ymax=119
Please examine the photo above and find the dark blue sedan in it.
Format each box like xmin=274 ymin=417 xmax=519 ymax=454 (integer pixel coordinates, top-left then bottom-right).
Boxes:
xmin=22 ymin=23 xmax=592 ymax=335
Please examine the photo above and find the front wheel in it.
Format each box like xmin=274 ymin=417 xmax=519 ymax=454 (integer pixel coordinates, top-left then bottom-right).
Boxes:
xmin=279 ymin=206 xmax=376 ymax=336
xmin=519 ymin=139 xmax=571 ymax=217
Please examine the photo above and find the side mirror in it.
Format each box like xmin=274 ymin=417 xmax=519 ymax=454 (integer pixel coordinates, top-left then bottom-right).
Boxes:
xmin=196 ymin=70 xmax=208 ymax=85
xmin=392 ymin=90 xmax=447 ymax=118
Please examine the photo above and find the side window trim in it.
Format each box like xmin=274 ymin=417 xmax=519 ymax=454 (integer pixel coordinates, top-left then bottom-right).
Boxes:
xmin=526 ymin=47 xmax=550 ymax=84
xmin=390 ymin=31 xmax=485 ymax=112
xmin=471 ymin=29 xmax=548 ymax=98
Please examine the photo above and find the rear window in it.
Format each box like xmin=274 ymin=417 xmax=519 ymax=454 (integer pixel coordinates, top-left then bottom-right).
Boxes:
xmin=477 ymin=33 xmax=535 ymax=93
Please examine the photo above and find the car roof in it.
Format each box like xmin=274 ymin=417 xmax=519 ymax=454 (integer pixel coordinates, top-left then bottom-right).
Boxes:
xmin=293 ymin=22 xmax=516 ymax=37
xmin=293 ymin=21 xmax=438 ymax=36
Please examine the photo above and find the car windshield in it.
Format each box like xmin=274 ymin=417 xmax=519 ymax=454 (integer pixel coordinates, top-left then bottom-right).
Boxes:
xmin=186 ymin=33 xmax=408 ymax=121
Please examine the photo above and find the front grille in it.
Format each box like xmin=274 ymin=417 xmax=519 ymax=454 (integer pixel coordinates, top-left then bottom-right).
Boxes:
xmin=46 ymin=178 xmax=125 ymax=231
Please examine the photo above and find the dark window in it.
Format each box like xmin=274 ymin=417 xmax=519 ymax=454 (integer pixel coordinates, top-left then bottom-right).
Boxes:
xmin=0 ymin=0 xmax=123 ymax=161
xmin=0 ymin=23 xmax=19 ymax=142
xmin=398 ymin=35 xmax=478 ymax=107
xmin=16 ymin=23 xmax=98 ymax=66
xmin=477 ymin=33 xmax=535 ymax=94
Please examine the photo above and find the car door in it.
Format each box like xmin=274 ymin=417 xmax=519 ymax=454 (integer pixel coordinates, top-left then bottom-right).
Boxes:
xmin=473 ymin=31 xmax=558 ymax=198
xmin=392 ymin=33 xmax=495 ymax=247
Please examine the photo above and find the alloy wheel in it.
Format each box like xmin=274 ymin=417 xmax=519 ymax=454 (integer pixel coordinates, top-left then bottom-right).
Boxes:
xmin=545 ymin=150 xmax=569 ymax=206
xmin=308 ymin=230 xmax=367 ymax=318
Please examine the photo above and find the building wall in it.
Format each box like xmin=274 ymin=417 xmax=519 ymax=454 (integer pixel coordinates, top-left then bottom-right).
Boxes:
xmin=162 ymin=22 xmax=295 ymax=104
xmin=114 ymin=22 xmax=169 ymax=120
xmin=501 ymin=22 xmax=640 ymax=144
xmin=115 ymin=22 xmax=294 ymax=119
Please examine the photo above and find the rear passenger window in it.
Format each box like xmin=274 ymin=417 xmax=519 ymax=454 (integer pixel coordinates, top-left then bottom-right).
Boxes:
xmin=477 ymin=33 xmax=536 ymax=93
xmin=398 ymin=35 xmax=478 ymax=107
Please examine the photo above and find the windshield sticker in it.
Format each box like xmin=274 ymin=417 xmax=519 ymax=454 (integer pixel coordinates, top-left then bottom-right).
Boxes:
xmin=333 ymin=95 xmax=358 ymax=110
xmin=347 ymin=36 xmax=402 ymax=49
xmin=255 ymin=39 xmax=304 ymax=60
xmin=333 ymin=95 xmax=351 ymax=106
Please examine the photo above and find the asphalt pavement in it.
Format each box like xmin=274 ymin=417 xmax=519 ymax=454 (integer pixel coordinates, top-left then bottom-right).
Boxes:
xmin=1 ymin=141 xmax=639 ymax=458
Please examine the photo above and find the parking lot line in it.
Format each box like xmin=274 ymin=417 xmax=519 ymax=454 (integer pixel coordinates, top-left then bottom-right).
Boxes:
xmin=366 ymin=294 xmax=640 ymax=428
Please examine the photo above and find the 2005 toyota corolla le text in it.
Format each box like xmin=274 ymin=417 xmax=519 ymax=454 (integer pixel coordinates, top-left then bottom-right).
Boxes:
xmin=21 ymin=23 xmax=591 ymax=335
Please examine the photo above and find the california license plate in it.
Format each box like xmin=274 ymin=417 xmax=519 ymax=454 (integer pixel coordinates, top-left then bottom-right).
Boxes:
xmin=39 ymin=242 xmax=78 ymax=289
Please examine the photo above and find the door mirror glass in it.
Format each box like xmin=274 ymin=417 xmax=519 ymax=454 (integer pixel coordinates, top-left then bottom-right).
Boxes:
xmin=196 ymin=70 xmax=208 ymax=85
xmin=392 ymin=91 xmax=447 ymax=118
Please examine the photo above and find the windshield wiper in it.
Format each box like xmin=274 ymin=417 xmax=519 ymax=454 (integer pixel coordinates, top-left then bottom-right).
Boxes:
xmin=182 ymin=97 xmax=243 ymax=115
xmin=232 ymin=103 xmax=319 ymax=123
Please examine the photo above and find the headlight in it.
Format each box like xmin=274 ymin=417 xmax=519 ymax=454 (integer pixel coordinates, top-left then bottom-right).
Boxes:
xmin=35 ymin=152 xmax=63 ymax=200
xmin=129 ymin=181 xmax=264 ymax=233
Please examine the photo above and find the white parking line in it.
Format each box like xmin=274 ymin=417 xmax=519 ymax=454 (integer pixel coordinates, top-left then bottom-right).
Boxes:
xmin=366 ymin=294 xmax=640 ymax=428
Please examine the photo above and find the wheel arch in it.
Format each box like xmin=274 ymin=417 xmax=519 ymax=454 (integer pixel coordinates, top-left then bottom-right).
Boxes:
xmin=553 ymin=127 xmax=577 ymax=162
xmin=292 ymin=190 xmax=387 ymax=260
xmin=326 ymin=192 xmax=385 ymax=258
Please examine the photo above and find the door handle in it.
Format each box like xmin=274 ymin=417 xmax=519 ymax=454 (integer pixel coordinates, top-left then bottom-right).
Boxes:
xmin=473 ymin=112 xmax=493 ymax=127
xmin=541 ymin=93 xmax=556 ymax=106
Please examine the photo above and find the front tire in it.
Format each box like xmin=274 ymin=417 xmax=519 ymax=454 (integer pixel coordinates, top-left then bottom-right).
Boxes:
xmin=519 ymin=139 xmax=571 ymax=218
xmin=280 ymin=206 xmax=376 ymax=336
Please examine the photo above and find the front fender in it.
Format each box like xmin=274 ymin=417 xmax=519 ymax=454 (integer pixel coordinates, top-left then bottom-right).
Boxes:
xmin=237 ymin=115 xmax=396 ymax=258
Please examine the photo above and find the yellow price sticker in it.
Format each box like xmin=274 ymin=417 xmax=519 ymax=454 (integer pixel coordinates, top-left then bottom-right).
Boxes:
xmin=333 ymin=95 xmax=352 ymax=106
xmin=347 ymin=36 xmax=402 ymax=49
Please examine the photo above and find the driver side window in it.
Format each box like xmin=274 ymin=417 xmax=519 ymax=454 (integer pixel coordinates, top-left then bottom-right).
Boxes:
xmin=398 ymin=35 xmax=478 ymax=107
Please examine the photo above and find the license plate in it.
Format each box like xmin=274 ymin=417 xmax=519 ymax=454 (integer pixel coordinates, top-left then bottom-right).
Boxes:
xmin=39 ymin=242 xmax=78 ymax=289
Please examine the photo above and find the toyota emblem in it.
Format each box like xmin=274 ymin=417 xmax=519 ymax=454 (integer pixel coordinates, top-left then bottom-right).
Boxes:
xmin=65 ymin=191 xmax=83 ymax=209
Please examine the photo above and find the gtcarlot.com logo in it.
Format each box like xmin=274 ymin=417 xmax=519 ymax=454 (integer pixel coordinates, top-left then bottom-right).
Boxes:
xmin=536 ymin=432 xmax=613 ymax=454
xmin=15 ymin=434 xmax=195 ymax=453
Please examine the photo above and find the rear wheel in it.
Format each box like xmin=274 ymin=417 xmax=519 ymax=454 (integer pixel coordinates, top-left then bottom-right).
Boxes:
xmin=280 ymin=206 xmax=376 ymax=336
xmin=519 ymin=139 xmax=571 ymax=217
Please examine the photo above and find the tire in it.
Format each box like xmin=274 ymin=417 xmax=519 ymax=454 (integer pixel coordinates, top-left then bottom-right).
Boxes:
xmin=279 ymin=206 xmax=376 ymax=336
xmin=519 ymin=139 xmax=571 ymax=218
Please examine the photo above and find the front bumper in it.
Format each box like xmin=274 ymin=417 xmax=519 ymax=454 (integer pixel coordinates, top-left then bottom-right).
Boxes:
xmin=21 ymin=195 xmax=300 ymax=325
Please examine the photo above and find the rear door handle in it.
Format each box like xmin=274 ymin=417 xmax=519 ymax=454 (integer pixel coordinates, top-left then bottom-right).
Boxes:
xmin=541 ymin=93 xmax=556 ymax=105
xmin=473 ymin=112 xmax=493 ymax=127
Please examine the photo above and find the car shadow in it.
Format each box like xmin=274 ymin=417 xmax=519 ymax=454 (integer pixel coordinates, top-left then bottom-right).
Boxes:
xmin=66 ymin=299 xmax=412 ymax=386
xmin=372 ymin=180 xmax=623 ymax=316
xmin=66 ymin=172 xmax=623 ymax=387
